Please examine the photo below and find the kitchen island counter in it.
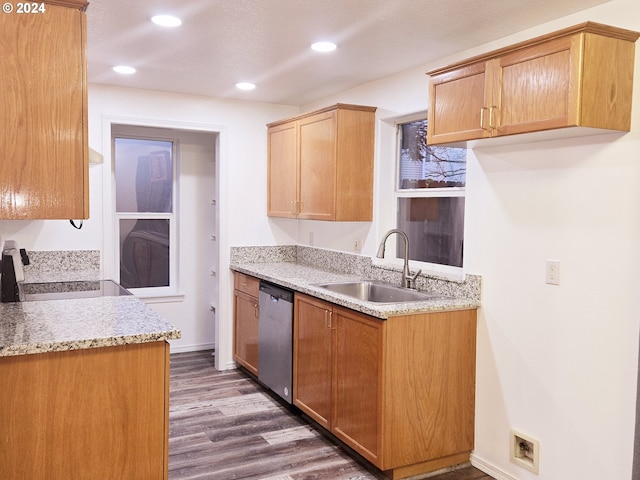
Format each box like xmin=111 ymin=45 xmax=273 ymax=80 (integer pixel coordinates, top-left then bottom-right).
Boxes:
xmin=0 ymin=293 xmax=179 ymax=479
xmin=0 ymin=295 xmax=181 ymax=357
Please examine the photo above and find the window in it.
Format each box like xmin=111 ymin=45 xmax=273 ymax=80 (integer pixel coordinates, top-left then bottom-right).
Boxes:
xmin=114 ymin=136 xmax=177 ymax=292
xmin=395 ymin=118 xmax=466 ymax=269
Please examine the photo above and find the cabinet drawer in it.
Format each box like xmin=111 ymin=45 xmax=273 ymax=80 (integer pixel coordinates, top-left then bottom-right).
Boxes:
xmin=234 ymin=273 xmax=260 ymax=297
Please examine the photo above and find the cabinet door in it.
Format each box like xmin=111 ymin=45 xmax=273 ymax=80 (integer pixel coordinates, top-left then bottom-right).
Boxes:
xmin=233 ymin=290 xmax=260 ymax=375
xmin=267 ymin=121 xmax=298 ymax=218
xmin=382 ymin=310 xmax=477 ymax=470
xmin=298 ymin=111 xmax=337 ymax=220
xmin=0 ymin=342 xmax=168 ymax=479
xmin=496 ymin=35 xmax=578 ymax=136
xmin=0 ymin=4 xmax=88 ymax=219
xmin=333 ymin=307 xmax=383 ymax=464
xmin=293 ymin=294 xmax=333 ymax=429
xmin=427 ymin=61 xmax=493 ymax=145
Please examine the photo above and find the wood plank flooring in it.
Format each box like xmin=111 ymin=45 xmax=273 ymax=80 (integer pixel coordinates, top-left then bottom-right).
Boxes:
xmin=168 ymin=350 xmax=494 ymax=480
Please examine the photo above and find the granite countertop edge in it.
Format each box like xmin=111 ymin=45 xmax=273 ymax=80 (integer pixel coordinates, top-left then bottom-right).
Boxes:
xmin=230 ymin=262 xmax=480 ymax=319
xmin=0 ymin=296 xmax=181 ymax=358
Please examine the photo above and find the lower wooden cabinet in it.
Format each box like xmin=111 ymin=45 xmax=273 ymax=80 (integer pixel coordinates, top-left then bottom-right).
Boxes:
xmin=233 ymin=272 xmax=260 ymax=375
xmin=294 ymin=293 xmax=477 ymax=479
xmin=293 ymin=294 xmax=336 ymax=429
xmin=0 ymin=342 xmax=170 ymax=480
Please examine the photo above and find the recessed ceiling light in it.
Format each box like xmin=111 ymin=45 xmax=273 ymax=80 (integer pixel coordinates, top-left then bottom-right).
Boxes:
xmin=112 ymin=65 xmax=136 ymax=75
xmin=151 ymin=14 xmax=182 ymax=27
xmin=235 ymin=82 xmax=256 ymax=91
xmin=311 ymin=41 xmax=337 ymax=53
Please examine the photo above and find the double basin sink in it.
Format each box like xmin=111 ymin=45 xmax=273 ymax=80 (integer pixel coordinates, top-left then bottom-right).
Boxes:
xmin=314 ymin=280 xmax=446 ymax=304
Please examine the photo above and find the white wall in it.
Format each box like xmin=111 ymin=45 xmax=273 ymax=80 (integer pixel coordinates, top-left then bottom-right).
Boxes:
xmin=294 ymin=1 xmax=640 ymax=479
xmin=0 ymin=85 xmax=298 ymax=369
xmin=0 ymin=164 xmax=104 ymax=250
xmin=464 ymin=4 xmax=640 ymax=478
xmin=87 ymin=85 xmax=299 ymax=368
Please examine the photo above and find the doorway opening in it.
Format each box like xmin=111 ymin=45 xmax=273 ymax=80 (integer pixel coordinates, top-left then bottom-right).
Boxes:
xmin=110 ymin=124 xmax=218 ymax=352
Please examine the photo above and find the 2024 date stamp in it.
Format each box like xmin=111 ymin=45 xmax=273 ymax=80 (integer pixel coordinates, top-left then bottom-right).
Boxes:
xmin=2 ymin=2 xmax=47 ymax=14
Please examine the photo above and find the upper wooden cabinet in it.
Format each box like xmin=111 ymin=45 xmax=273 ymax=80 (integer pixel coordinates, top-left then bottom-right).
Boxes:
xmin=427 ymin=22 xmax=640 ymax=145
xmin=267 ymin=104 xmax=376 ymax=221
xmin=0 ymin=1 xmax=89 ymax=219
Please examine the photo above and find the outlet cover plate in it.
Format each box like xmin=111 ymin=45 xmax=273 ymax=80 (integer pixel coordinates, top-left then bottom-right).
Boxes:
xmin=546 ymin=260 xmax=560 ymax=285
xmin=510 ymin=429 xmax=540 ymax=474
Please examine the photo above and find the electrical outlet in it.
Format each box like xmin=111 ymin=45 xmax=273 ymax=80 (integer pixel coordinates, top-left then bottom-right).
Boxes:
xmin=510 ymin=430 xmax=540 ymax=474
xmin=354 ymin=239 xmax=362 ymax=253
xmin=309 ymin=231 xmax=314 ymax=246
xmin=546 ymin=260 xmax=560 ymax=285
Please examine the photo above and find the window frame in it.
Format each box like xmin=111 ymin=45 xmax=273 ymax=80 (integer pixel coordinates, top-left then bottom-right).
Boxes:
xmin=389 ymin=112 xmax=467 ymax=278
xmin=112 ymin=133 xmax=180 ymax=297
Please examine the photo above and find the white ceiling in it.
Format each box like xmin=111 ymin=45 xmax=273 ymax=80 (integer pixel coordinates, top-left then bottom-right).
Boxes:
xmin=86 ymin=0 xmax=610 ymax=106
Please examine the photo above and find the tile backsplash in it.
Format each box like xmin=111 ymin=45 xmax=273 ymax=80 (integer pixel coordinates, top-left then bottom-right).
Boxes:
xmin=230 ymin=245 xmax=481 ymax=303
xmin=23 ymin=250 xmax=100 ymax=283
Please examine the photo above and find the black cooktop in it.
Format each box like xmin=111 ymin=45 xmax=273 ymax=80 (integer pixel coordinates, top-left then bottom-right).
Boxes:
xmin=23 ymin=280 xmax=132 ymax=301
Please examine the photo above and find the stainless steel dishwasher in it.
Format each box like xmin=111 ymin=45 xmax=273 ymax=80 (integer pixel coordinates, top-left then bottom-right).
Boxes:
xmin=258 ymin=281 xmax=294 ymax=404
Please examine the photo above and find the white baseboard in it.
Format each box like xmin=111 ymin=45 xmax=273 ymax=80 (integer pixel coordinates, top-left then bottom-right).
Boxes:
xmin=168 ymin=342 xmax=216 ymax=354
xmin=471 ymin=453 xmax=519 ymax=480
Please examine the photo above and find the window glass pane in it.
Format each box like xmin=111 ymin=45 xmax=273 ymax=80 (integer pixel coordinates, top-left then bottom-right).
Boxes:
xmin=119 ymin=218 xmax=170 ymax=288
xmin=397 ymin=197 xmax=465 ymax=267
xmin=115 ymin=138 xmax=173 ymax=213
xmin=398 ymin=120 xmax=467 ymax=189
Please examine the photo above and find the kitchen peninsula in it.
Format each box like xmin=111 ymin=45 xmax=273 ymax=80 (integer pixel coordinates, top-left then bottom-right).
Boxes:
xmin=0 ymin=268 xmax=180 ymax=479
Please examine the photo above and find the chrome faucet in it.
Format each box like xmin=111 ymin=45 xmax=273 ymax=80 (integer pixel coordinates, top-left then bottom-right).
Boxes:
xmin=375 ymin=229 xmax=421 ymax=289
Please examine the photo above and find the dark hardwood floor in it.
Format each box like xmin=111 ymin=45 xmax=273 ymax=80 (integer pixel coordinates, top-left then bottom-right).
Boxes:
xmin=168 ymin=350 xmax=494 ymax=480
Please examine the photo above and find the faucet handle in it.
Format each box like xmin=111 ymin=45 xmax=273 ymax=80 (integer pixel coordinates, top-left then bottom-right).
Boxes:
xmin=407 ymin=269 xmax=422 ymax=289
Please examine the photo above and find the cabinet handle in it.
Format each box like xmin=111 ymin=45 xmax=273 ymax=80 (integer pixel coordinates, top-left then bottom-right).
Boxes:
xmin=290 ymin=200 xmax=302 ymax=215
xmin=325 ymin=309 xmax=333 ymax=329
xmin=254 ymin=304 xmax=259 ymax=318
xmin=489 ymin=106 xmax=498 ymax=129
xmin=480 ymin=107 xmax=489 ymax=130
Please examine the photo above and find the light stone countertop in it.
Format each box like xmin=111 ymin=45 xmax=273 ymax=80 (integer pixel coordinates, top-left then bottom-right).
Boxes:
xmin=0 ymin=250 xmax=180 ymax=357
xmin=230 ymin=261 xmax=480 ymax=319
xmin=0 ymin=295 xmax=181 ymax=357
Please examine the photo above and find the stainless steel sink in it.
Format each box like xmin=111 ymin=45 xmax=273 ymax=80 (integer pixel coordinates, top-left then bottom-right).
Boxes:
xmin=314 ymin=280 xmax=444 ymax=303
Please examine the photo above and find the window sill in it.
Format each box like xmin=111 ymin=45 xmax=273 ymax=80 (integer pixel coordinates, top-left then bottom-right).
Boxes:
xmin=372 ymin=258 xmax=465 ymax=282
xmin=133 ymin=292 xmax=186 ymax=304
